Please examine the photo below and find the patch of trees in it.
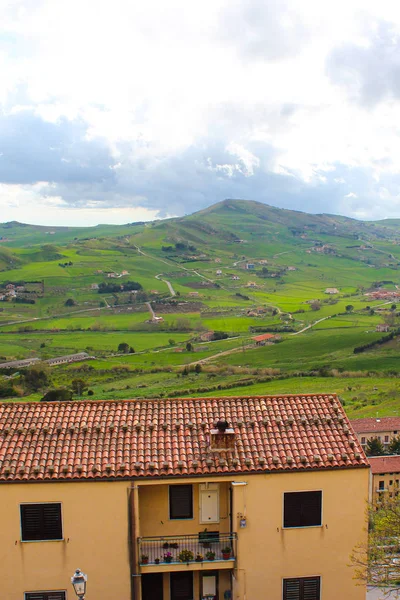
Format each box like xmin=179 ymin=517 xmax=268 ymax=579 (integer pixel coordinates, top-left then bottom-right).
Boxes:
xmin=211 ymin=331 xmax=229 ymax=341
xmin=41 ymin=389 xmax=73 ymax=402
xmin=98 ymin=281 xmax=142 ymax=293
xmin=235 ymin=293 xmax=250 ymax=300
xmin=65 ymin=298 xmax=76 ymax=307
xmin=58 ymin=262 xmax=73 ymax=268
xmin=0 ymin=381 xmax=20 ymax=398
xmin=12 ymin=297 xmax=36 ymax=304
xmin=249 ymin=326 xmax=295 ymax=333
xmin=354 ymin=328 xmax=400 ymax=354
xmin=117 ymin=343 xmax=135 ymax=354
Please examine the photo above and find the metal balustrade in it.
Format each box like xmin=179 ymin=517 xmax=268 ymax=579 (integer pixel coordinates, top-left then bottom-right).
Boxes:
xmin=138 ymin=532 xmax=237 ymax=566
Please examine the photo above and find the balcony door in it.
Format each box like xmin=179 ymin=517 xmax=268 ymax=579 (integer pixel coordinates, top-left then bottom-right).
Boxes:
xmin=170 ymin=572 xmax=193 ymax=600
xmin=142 ymin=573 xmax=163 ymax=600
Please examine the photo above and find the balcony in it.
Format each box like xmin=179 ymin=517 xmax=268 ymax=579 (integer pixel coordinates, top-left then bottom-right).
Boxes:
xmin=138 ymin=532 xmax=237 ymax=571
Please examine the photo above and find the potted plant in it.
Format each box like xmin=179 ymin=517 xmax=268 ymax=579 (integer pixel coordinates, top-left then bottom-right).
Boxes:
xmin=221 ymin=546 xmax=232 ymax=559
xmin=205 ymin=550 xmax=215 ymax=561
xmin=195 ymin=553 xmax=203 ymax=562
xmin=141 ymin=554 xmax=149 ymax=564
xmin=178 ymin=549 xmax=194 ymax=563
xmin=164 ymin=551 xmax=173 ymax=563
xmin=162 ymin=542 xmax=169 ymax=549
xmin=170 ymin=542 xmax=179 ymax=549
xmin=155 ymin=557 xmax=160 ymax=564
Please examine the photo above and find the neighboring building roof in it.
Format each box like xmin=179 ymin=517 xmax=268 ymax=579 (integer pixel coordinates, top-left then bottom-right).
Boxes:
xmin=252 ymin=333 xmax=276 ymax=342
xmin=369 ymin=455 xmax=400 ymax=474
xmin=0 ymin=395 xmax=367 ymax=482
xmin=351 ymin=417 xmax=400 ymax=434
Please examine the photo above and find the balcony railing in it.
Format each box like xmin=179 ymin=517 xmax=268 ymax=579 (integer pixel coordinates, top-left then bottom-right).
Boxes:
xmin=138 ymin=532 xmax=237 ymax=566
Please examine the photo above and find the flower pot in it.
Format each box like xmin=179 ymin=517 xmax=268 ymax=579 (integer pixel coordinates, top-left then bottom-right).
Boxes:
xmin=155 ymin=559 xmax=160 ymax=564
xmin=164 ymin=557 xmax=172 ymax=563
xmin=142 ymin=558 xmax=149 ymax=564
xmin=222 ymin=553 xmax=231 ymax=560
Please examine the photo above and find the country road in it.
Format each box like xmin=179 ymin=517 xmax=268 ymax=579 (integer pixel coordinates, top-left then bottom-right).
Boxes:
xmin=290 ymin=316 xmax=331 ymax=335
xmin=155 ymin=274 xmax=176 ymax=296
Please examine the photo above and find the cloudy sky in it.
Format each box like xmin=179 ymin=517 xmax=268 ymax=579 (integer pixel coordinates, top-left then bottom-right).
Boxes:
xmin=1 ymin=0 xmax=400 ymax=225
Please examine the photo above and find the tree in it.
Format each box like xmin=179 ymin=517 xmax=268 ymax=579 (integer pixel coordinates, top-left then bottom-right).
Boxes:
xmin=65 ymin=298 xmax=76 ymax=307
xmin=310 ymin=300 xmax=321 ymax=311
xmin=168 ymin=339 xmax=176 ymax=346
xmin=391 ymin=304 xmax=397 ymax=311
xmin=366 ymin=437 xmax=385 ymax=456
xmin=345 ymin=304 xmax=354 ymax=313
xmin=22 ymin=364 xmax=49 ymax=391
xmin=388 ymin=435 xmax=400 ymax=455
xmin=186 ymin=342 xmax=193 ymax=352
xmin=129 ymin=347 xmax=135 ymax=354
xmin=71 ymin=379 xmax=88 ymax=396
xmin=194 ymin=363 xmax=202 ymax=373
xmin=41 ymin=389 xmax=73 ymax=402
xmin=352 ymin=495 xmax=400 ymax=593
xmin=118 ymin=342 xmax=130 ymax=354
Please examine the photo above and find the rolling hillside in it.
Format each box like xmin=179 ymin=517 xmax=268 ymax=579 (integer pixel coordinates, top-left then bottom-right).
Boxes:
xmin=1 ymin=199 xmax=400 ymax=417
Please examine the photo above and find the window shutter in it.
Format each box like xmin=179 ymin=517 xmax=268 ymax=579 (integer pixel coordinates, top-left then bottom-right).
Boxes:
xmin=42 ymin=504 xmax=62 ymax=539
xmin=169 ymin=485 xmax=193 ymax=519
xmin=284 ymin=493 xmax=302 ymax=528
xmin=303 ymin=577 xmax=320 ymax=600
xmin=284 ymin=492 xmax=322 ymax=528
xmin=300 ymin=492 xmax=322 ymax=527
xmin=283 ymin=578 xmax=300 ymax=600
xmin=25 ymin=594 xmax=66 ymax=600
xmin=21 ymin=504 xmax=42 ymax=541
xmin=21 ymin=504 xmax=62 ymax=541
xmin=170 ymin=572 xmax=193 ymax=599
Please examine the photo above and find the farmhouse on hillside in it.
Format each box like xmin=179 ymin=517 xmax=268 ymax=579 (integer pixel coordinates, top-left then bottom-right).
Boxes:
xmin=0 ymin=394 xmax=368 ymax=600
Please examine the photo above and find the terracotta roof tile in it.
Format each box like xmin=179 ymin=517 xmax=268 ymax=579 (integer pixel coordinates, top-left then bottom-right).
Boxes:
xmin=369 ymin=455 xmax=400 ymax=474
xmin=0 ymin=395 xmax=368 ymax=482
xmin=351 ymin=417 xmax=400 ymax=434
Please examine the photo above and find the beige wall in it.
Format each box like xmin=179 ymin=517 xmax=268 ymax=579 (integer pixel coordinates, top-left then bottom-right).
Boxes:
xmin=356 ymin=429 xmax=397 ymax=448
xmin=137 ymin=468 xmax=368 ymax=600
xmin=371 ymin=472 xmax=400 ymax=504
xmin=0 ymin=481 xmax=131 ymax=600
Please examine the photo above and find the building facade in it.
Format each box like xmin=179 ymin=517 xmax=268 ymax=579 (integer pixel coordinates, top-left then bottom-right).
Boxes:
xmin=368 ymin=455 xmax=400 ymax=504
xmin=351 ymin=416 xmax=400 ymax=451
xmin=0 ymin=395 xmax=369 ymax=600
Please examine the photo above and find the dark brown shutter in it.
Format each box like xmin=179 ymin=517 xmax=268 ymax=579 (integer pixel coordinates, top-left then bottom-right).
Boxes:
xmin=170 ymin=572 xmax=193 ymax=599
xmin=169 ymin=485 xmax=193 ymax=519
xmin=25 ymin=593 xmax=66 ymax=600
xmin=283 ymin=578 xmax=301 ymax=600
xmin=283 ymin=577 xmax=320 ymax=600
xmin=303 ymin=577 xmax=320 ymax=600
xmin=283 ymin=492 xmax=322 ymax=527
xmin=21 ymin=504 xmax=62 ymax=541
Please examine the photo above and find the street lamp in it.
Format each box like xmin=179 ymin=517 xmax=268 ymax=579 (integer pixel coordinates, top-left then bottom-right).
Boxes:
xmin=71 ymin=569 xmax=87 ymax=599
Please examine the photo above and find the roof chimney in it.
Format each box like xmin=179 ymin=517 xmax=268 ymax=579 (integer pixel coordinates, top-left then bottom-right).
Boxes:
xmin=209 ymin=419 xmax=235 ymax=452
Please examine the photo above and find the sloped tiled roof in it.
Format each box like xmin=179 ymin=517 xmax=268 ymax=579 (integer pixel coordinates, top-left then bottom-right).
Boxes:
xmin=351 ymin=417 xmax=400 ymax=434
xmin=0 ymin=395 xmax=368 ymax=482
xmin=369 ymin=455 xmax=400 ymax=474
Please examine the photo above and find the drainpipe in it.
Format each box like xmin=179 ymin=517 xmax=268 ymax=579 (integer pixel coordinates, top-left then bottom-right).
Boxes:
xmin=130 ymin=484 xmax=141 ymax=600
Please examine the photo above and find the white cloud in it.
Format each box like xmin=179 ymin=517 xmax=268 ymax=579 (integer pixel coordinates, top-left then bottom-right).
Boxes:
xmin=2 ymin=1 xmax=400 ymax=220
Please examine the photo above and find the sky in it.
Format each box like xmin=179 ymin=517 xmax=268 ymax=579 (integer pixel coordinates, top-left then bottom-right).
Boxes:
xmin=2 ymin=1 xmax=400 ymax=225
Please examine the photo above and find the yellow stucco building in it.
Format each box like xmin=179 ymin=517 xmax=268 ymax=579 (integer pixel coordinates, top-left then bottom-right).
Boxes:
xmin=0 ymin=394 xmax=368 ymax=600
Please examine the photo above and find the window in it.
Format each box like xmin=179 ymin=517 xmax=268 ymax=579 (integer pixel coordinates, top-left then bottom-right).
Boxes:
xmin=170 ymin=572 xmax=193 ymax=600
xmin=283 ymin=577 xmax=320 ymax=600
xmin=20 ymin=503 xmax=62 ymax=541
xmin=169 ymin=485 xmax=193 ymax=519
xmin=283 ymin=491 xmax=322 ymax=528
xmin=385 ymin=436 xmax=389 ymax=443
xmin=25 ymin=593 xmax=66 ymax=600
xmin=379 ymin=480 xmax=385 ymax=490
xmin=390 ymin=480 xmax=393 ymax=486
xmin=361 ymin=437 xmax=366 ymax=444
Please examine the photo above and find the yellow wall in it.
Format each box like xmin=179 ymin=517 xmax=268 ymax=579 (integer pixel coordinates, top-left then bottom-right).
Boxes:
xmin=0 ymin=481 xmax=131 ymax=600
xmin=357 ymin=430 xmax=396 ymax=448
xmin=137 ymin=468 xmax=368 ymax=600
xmin=372 ymin=472 xmax=400 ymax=503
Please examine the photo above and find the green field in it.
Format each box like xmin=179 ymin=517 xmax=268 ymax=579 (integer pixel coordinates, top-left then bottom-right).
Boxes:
xmin=1 ymin=199 xmax=400 ymax=419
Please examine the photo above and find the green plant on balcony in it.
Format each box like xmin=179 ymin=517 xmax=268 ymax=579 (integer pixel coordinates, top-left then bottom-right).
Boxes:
xmin=178 ymin=549 xmax=194 ymax=563
xmin=221 ymin=546 xmax=232 ymax=559
xmin=195 ymin=554 xmax=203 ymax=562
xmin=141 ymin=554 xmax=149 ymax=564
xmin=205 ymin=550 xmax=215 ymax=561
xmin=164 ymin=552 xmax=173 ymax=563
